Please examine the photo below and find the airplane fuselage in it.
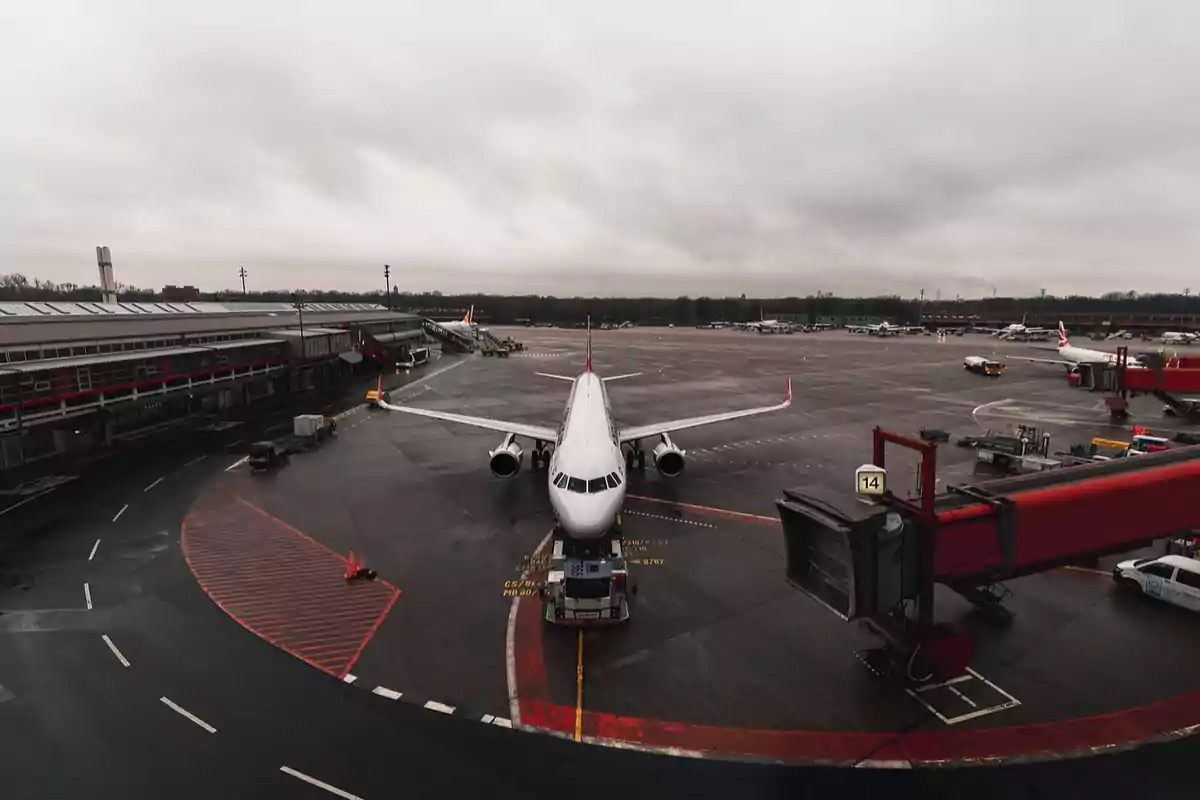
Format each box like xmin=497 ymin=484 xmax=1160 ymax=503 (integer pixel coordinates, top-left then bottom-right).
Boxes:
xmin=546 ymin=372 xmax=627 ymax=540
xmin=1060 ymin=342 xmax=1125 ymax=365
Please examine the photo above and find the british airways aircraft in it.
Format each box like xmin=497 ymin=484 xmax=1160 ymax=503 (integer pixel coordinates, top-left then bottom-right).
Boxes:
xmin=1007 ymin=321 xmax=1149 ymax=370
xmin=374 ymin=320 xmax=791 ymax=540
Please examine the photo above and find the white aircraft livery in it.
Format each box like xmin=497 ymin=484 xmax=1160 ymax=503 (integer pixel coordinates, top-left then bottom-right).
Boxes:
xmin=1007 ymin=321 xmax=1147 ymax=370
xmin=375 ymin=320 xmax=792 ymax=540
xmin=438 ymin=305 xmax=476 ymax=336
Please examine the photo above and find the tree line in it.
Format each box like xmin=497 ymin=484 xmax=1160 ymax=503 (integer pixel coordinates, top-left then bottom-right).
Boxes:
xmin=0 ymin=272 xmax=1192 ymax=325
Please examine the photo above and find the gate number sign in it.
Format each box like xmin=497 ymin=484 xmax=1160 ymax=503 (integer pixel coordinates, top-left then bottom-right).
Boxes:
xmin=855 ymin=464 xmax=887 ymax=496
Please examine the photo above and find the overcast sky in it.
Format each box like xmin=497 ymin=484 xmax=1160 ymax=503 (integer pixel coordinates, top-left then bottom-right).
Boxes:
xmin=3 ymin=1 xmax=1200 ymax=298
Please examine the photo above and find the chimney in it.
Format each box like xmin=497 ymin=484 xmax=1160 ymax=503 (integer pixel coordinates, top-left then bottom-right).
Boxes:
xmin=95 ymin=245 xmax=117 ymax=303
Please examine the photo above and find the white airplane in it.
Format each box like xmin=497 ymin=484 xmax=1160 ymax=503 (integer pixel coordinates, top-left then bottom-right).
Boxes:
xmin=373 ymin=320 xmax=792 ymax=539
xmin=1161 ymin=331 xmax=1197 ymax=345
xmin=1007 ymin=322 xmax=1148 ymax=370
xmin=975 ymin=313 xmax=1052 ymax=340
xmin=847 ymin=322 xmax=923 ymax=336
xmin=438 ymin=305 xmax=477 ymax=336
xmin=744 ymin=312 xmax=792 ymax=333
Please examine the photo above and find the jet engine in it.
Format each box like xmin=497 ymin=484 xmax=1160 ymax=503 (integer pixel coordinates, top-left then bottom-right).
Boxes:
xmin=652 ymin=438 xmax=686 ymax=477
xmin=489 ymin=438 xmax=523 ymax=478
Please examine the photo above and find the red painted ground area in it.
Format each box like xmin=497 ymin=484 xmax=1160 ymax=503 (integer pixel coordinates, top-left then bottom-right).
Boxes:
xmin=182 ymin=488 xmax=399 ymax=678
xmin=512 ymin=495 xmax=1200 ymax=765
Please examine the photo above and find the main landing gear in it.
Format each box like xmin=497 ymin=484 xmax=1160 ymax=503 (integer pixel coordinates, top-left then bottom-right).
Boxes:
xmin=531 ymin=440 xmax=553 ymax=471
xmin=624 ymin=441 xmax=646 ymax=471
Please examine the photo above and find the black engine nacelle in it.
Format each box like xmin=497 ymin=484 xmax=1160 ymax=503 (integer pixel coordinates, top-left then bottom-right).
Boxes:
xmin=652 ymin=441 xmax=686 ymax=477
xmin=489 ymin=440 xmax=523 ymax=478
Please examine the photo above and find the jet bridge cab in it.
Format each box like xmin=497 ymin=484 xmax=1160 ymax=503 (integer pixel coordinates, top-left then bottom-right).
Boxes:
xmin=541 ymin=536 xmax=634 ymax=625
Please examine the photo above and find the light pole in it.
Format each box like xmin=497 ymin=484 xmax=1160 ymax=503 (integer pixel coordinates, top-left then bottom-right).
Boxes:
xmin=292 ymin=293 xmax=306 ymax=342
xmin=238 ymin=266 xmax=248 ymax=295
xmin=384 ymin=264 xmax=391 ymax=310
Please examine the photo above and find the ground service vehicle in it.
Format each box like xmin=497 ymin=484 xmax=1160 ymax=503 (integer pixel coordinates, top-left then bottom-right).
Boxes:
xmin=541 ymin=534 xmax=635 ymax=624
xmin=249 ymin=415 xmax=336 ymax=470
xmin=964 ymin=356 xmax=1005 ymax=376
xmin=1113 ymin=555 xmax=1200 ymax=612
xmin=399 ymin=347 xmax=430 ymax=369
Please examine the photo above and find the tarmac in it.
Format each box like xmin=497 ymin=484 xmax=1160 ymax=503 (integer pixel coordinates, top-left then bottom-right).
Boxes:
xmin=192 ymin=326 xmax=1200 ymax=767
xmin=2 ymin=326 xmax=1199 ymax=796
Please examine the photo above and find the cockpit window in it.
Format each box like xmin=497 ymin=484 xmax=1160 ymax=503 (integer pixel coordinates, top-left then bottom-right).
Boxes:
xmin=554 ymin=473 xmax=569 ymax=489
xmin=587 ymin=477 xmax=608 ymax=493
xmin=567 ymin=477 xmax=586 ymax=493
xmin=605 ymin=472 xmax=620 ymax=489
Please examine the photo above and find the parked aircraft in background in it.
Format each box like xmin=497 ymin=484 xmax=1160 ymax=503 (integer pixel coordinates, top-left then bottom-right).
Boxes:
xmin=974 ymin=313 xmax=1052 ymax=341
xmin=847 ymin=322 xmax=925 ymax=336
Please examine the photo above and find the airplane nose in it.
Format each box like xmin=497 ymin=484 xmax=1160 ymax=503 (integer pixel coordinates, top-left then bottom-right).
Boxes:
xmin=552 ymin=492 xmax=619 ymax=538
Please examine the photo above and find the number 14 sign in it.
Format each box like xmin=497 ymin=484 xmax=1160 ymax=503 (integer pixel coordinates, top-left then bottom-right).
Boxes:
xmin=855 ymin=464 xmax=887 ymax=496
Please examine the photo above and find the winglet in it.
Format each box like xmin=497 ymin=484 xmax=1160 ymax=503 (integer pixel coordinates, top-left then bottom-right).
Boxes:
xmin=585 ymin=315 xmax=593 ymax=372
xmin=784 ymin=376 xmax=792 ymax=406
xmin=1058 ymin=320 xmax=1068 ymax=347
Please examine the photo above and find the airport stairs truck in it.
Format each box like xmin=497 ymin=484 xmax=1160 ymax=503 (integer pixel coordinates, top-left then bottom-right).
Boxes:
xmin=421 ymin=319 xmax=476 ymax=353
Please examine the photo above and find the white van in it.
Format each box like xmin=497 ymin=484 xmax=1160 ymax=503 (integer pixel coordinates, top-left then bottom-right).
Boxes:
xmin=1112 ymin=555 xmax=1200 ymax=612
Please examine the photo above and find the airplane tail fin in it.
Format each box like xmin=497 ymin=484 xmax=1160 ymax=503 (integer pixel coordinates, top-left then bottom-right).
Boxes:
xmin=1058 ymin=321 xmax=1068 ymax=347
xmin=585 ymin=316 xmax=592 ymax=372
xmin=463 ymin=305 xmax=474 ymax=325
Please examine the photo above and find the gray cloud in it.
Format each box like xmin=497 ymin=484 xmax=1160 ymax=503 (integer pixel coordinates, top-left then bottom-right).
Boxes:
xmin=3 ymin=0 xmax=1200 ymax=297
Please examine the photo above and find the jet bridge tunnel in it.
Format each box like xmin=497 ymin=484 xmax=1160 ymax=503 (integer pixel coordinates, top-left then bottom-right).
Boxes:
xmin=776 ymin=429 xmax=1200 ymax=681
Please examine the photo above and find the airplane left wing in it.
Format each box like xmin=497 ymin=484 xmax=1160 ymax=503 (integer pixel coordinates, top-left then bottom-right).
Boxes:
xmin=1006 ymin=356 xmax=1075 ymax=367
xmin=618 ymin=378 xmax=791 ymax=443
xmin=377 ymin=398 xmax=558 ymax=442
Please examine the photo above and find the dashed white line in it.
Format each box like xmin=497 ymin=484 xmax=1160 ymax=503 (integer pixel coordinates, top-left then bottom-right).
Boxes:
xmin=102 ymin=634 xmax=130 ymax=667
xmin=424 ymin=700 xmax=455 ymax=714
xmin=624 ymin=509 xmax=715 ymax=528
xmin=280 ymin=766 xmax=364 ymax=800
xmin=142 ymin=476 xmax=164 ymax=492
xmin=112 ymin=504 xmax=129 ymax=522
xmin=225 ymin=455 xmax=249 ymax=472
xmin=84 ymin=582 xmax=92 ymax=610
xmin=88 ymin=538 xmax=100 ymax=561
xmin=491 ymin=717 xmax=513 ymax=728
xmin=159 ymin=696 xmax=217 ymax=733
xmin=372 ymin=686 xmax=402 ymax=700
xmin=481 ymin=714 xmax=495 ymax=723
xmin=342 ymin=673 xmax=357 ymax=684
xmin=182 ymin=455 xmax=207 ymax=468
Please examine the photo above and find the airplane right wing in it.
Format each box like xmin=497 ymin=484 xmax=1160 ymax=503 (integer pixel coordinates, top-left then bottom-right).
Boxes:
xmin=376 ymin=397 xmax=558 ymax=442
xmin=618 ymin=378 xmax=791 ymax=443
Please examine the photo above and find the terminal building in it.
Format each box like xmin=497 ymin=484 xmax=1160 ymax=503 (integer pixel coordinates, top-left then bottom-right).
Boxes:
xmin=0 ymin=300 xmax=429 ymax=473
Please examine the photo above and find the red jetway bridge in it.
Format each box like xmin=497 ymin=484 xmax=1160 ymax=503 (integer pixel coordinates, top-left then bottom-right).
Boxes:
xmin=776 ymin=428 xmax=1200 ymax=683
